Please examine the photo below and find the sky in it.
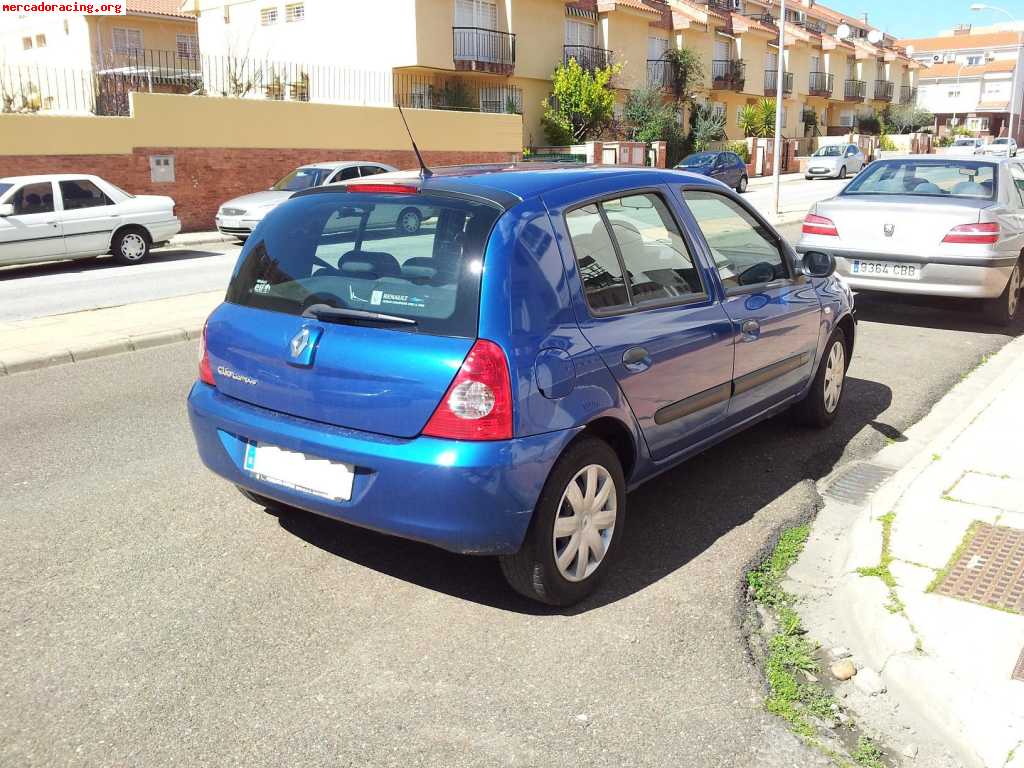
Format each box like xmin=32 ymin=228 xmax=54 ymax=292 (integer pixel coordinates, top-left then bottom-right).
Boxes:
xmin=811 ymin=0 xmax=1024 ymax=39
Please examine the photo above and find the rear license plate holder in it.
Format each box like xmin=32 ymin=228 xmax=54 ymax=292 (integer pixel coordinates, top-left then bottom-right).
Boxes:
xmin=243 ymin=442 xmax=354 ymax=501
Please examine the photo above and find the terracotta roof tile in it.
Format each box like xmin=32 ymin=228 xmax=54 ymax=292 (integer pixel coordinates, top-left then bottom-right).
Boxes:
xmin=130 ymin=0 xmax=195 ymax=18
xmin=896 ymin=31 xmax=1020 ymax=52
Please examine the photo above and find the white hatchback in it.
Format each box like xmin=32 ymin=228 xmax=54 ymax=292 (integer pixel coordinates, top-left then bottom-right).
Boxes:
xmin=0 ymin=174 xmax=180 ymax=268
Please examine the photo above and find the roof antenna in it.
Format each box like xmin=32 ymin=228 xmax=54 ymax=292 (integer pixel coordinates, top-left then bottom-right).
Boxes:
xmin=396 ymin=101 xmax=433 ymax=179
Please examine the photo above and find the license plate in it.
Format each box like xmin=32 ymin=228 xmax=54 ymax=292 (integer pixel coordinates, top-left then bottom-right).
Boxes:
xmin=219 ymin=217 xmax=240 ymax=228
xmin=243 ymin=442 xmax=354 ymax=501
xmin=850 ymin=260 xmax=920 ymax=280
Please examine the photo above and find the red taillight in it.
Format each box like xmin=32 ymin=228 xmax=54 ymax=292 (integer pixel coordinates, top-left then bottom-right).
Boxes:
xmin=422 ymin=340 xmax=513 ymax=441
xmin=942 ymin=222 xmax=1000 ymax=245
xmin=343 ymin=183 xmax=419 ymax=194
xmin=198 ymin=321 xmax=215 ymax=386
xmin=802 ymin=213 xmax=839 ymax=237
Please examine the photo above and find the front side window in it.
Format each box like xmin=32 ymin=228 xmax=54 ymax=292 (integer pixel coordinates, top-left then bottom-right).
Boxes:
xmin=12 ymin=182 xmax=55 ymax=215
xmin=59 ymin=180 xmax=113 ymax=210
xmin=682 ymin=190 xmax=788 ymax=291
xmin=843 ymin=160 xmax=996 ymax=199
xmin=567 ymin=192 xmax=705 ymax=313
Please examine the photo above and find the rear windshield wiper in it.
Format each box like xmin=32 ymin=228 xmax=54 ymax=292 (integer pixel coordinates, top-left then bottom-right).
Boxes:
xmin=302 ymin=303 xmax=417 ymax=326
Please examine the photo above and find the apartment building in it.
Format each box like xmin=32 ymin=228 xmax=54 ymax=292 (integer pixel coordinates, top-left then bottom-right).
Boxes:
xmin=897 ymin=27 xmax=1023 ymax=140
xmin=181 ymin=0 xmax=917 ymax=145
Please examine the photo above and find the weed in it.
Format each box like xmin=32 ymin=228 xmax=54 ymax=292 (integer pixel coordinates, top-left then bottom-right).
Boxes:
xmin=927 ymin=521 xmax=982 ymax=593
xmin=856 ymin=512 xmax=907 ymax=614
xmin=852 ymin=736 xmax=886 ymax=768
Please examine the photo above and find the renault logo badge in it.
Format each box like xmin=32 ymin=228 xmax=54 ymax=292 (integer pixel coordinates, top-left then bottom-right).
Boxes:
xmin=884 ymin=223 xmax=895 ymax=237
xmin=287 ymin=326 xmax=322 ymax=367
xmin=290 ymin=328 xmax=311 ymax=358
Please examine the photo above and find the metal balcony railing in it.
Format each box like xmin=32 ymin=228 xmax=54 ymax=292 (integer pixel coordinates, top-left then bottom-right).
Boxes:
xmin=563 ymin=44 xmax=613 ymax=72
xmin=452 ymin=27 xmax=515 ymax=74
xmin=647 ymin=59 xmax=674 ymax=90
xmin=749 ymin=12 xmax=777 ymax=26
xmin=699 ymin=0 xmax=737 ymax=13
xmin=844 ymin=79 xmax=867 ymax=101
xmin=873 ymin=79 xmax=895 ymax=101
xmin=808 ymin=71 xmax=834 ymax=97
xmin=711 ymin=59 xmax=745 ymax=91
xmin=764 ymin=69 xmax=793 ymax=96
xmin=900 ymin=85 xmax=917 ymax=104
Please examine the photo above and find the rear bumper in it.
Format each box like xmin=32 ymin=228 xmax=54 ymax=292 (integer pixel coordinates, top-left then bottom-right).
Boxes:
xmin=187 ymin=383 xmax=576 ymax=555
xmin=148 ymin=218 xmax=181 ymax=243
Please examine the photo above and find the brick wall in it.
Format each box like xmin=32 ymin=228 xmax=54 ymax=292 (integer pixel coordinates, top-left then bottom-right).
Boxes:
xmin=0 ymin=147 xmax=515 ymax=232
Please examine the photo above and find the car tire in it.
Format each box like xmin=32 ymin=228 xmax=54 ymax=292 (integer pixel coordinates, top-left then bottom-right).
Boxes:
xmin=982 ymin=259 xmax=1021 ymax=326
xmin=110 ymin=227 xmax=151 ymax=265
xmin=396 ymin=207 xmax=422 ymax=235
xmin=805 ymin=175 xmax=813 ymax=181
xmin=838 ymin=165 xmax=848 ymax=180
xmin=792 ymin=327 xmax=849 ymax=428
xmin=736 ymin=175 xmax=748 ymax=193
xmin=499 ymin=436 xmax=625 ymax=606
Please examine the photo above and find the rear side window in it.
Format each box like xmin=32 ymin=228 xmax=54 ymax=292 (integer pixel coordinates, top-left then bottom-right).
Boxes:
xmin=226 ymin=192 xmax=500 ymax=337
xmin=566 ymin=192 xmax=705 ymax=314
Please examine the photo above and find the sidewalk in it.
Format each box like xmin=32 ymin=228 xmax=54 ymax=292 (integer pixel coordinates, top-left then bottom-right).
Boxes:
xmin=0 ymin=291 xmax=220 ymax=375
xmin=788 ymin=336 xmax=1024 ymax=768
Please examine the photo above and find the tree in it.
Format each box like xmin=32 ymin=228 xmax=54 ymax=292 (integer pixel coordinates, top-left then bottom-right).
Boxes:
xmin=883 ymin=103 xmax=934 ymax=134
xmin=624 ymin=86 xmax=686 ymax=164
xmin=737 ymin=98 xmax=778 ymax=138
xmin=662 ymin=47 xmax=704 ymax=105
xmin=541 ymin=58 xmax=620 ymax=144
xmin=689 ymin=102 xmax=726 ymax=151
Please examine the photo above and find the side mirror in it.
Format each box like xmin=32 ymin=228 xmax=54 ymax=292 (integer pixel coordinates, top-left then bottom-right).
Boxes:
xmin=0 ymin=203 xmax=13 ymax=217
xmin=801 ymin=251 xmax=835 ymax=278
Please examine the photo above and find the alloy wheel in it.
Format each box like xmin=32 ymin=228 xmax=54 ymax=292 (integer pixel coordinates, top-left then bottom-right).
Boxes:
xmin=823 ymin=340 xmax=846 ymax=414
xmin=1009 ymin=263 xmax=1021 ymax=319
xmin=120 ymin=233 xmax=146 ymax=261
xmin=551 ymin=464 xmax=617 ymax=582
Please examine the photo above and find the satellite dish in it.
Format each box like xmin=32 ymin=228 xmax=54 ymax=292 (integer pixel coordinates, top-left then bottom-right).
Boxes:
xmin=836 ymin=23 xmax=851 ymax=39
xmin=867 ymin=29 xmax=882 ymax=44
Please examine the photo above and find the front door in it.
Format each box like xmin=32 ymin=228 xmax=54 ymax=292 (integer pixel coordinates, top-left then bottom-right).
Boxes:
xmin=677 ymin=188 xmax=822 ymax=423
xmin=550 ymin=186 xmax=735 ymax=460
xmin=0 ymin=180 xmax=64 ymax=266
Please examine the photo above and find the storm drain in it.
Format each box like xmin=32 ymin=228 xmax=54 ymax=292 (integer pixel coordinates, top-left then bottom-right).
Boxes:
xmin=1013 ymin=646 xmax=1024 ymax=683
xmin=934 ymin=523 xmax=1024 ymax=615
xmin=822 ymin=463 xmax=895 ymax=505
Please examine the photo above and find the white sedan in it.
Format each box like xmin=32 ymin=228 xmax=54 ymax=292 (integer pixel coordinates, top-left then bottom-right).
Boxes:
xmin=0 ymin=174 xmax=179 ymax=268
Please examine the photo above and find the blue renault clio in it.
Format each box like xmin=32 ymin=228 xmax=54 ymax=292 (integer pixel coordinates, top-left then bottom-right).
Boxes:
xmin=188 ymin=165 xmax=854 ymax=606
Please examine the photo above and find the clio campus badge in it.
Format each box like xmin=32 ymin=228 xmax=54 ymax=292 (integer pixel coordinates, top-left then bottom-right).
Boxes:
xmin=287 ymin=326 xmax=322 ymax=367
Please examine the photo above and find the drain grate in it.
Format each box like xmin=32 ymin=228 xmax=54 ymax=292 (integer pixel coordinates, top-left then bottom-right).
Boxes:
xmin=822 ymin=463 xmax=895 ymax=505
xmin=934 ymin=523 xmax=1024 ymax=615
xmin=1013 ymin=646 xmax=1024 ymax=683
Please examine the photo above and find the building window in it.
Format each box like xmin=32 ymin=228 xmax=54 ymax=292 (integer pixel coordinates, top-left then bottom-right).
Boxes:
xmin=35 ymin=33 xmax=46 ymax=47
xmin=839 ymin=110 xmax=854 ymax=127
xmin=711 ymin=101 xmax=726 ymax=121
xmin=966 ymin=56 xmax=981 ymax=65
xmin=176 ymin=33 xmax=199 ymax=59
xmin=967 ymin=117 xmax=990 ymax=131
xmin=565 ymin=19 xmax=596 ymax=47
xmin=22 ymin=37 xmax=32 ymax=50
xmin=948 ymin=88 xmax=960 ymax=98
xmin=285 ymin=2 xmax=304 ymax=22
xmin=111 ymin=27 xmax=143 ymax=55
xmin=260 ymin=7 xmax=279 ymax=25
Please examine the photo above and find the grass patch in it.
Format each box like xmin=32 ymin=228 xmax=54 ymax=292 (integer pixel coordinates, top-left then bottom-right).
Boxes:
xmin=926 ymin=521 xmax=982 ymax=593
xmin=855 ymin=512 xmax=906 ymax=613
xmin=852 ymin=736 xmax=885 ymax=768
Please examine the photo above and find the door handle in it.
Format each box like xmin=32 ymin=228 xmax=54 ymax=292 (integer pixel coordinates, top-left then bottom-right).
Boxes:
xmin=622 ymin=346 xmax=650 ymax=370
xmin=46 ymin=220 xmax=59 ymax=226
xmin=741 ymin=320 xmax=760 ymax=340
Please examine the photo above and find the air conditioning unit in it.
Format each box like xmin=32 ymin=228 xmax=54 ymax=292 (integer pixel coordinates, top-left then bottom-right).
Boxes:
xmin=932 ymin=54 xmax=942 ymax=62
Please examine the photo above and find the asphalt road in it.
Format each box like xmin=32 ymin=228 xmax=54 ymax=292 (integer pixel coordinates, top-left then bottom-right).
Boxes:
xmin=2 ymin=259 xmax=1021 ymax=765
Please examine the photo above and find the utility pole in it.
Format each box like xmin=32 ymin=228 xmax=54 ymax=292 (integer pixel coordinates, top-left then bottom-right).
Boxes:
xmin=772 ymin=0 xmax=787 ymax=216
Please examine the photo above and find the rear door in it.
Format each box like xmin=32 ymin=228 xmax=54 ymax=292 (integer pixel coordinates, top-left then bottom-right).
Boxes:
xmin=57 ymin=179 xmax=118 ymax=256
xmin=0 ymin=181 xmax=64 ymax=265
xmin=678 ymin=188 xmax=822 ymax=421
xmin=548 ymin=185 xmax=735 ymax=460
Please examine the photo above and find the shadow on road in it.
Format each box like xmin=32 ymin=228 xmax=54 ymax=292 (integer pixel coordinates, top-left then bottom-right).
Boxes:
xmin=0 ymin=249 xmax=227 ymax=280
xmin=270 ymin=374 xmax=892 ymax=615
xmin=853 ymin=291 xmax=1024 ymax=336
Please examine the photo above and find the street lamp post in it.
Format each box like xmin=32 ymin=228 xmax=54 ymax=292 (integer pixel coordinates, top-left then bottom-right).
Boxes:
xmin=970 ymin=3 xmax=1022 ymax=142
xmin=772 ymin=0 xmax=787 ymax=216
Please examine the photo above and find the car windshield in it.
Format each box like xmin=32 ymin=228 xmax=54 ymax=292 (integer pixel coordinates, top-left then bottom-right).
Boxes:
xmin=225 ymin=192 xmax=501 ymax=337
xmin=953 ymin=139 xmax=977 ymax=146
xmin=271 ymin=167 xmax=333 ymax=192
xmin=842 ymin=159 xmax=996 ymax=199
xmin=993 ymin=138 xmax=1009 ymax=145
xmin=679 ymin=153 xmax=716 ymax=167
xmin=813 ymin=146 xmax=843 ymax=157
xmin=0 ymin=182 xmax=13 ymax=199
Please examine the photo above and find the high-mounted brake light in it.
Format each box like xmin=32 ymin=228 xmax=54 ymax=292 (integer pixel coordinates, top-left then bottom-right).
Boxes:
xmin=802 ymin=213 xmax=839 ymax=237
xmin=198 ymin=321 xmax=215 ymax=386
xmin=343 ymin=183 xmax=419 ymax=195
xmin=422 ymin=340 xmax=513 ymax=441
xmin=942 ymin=222 xmax=999 ymax=245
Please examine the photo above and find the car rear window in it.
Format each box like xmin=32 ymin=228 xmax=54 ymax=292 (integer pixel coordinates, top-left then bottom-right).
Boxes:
xmin=842 ymin=159 xmax=996 ymax=200
xmin=225 ymin=191 xmax=500 ymax=337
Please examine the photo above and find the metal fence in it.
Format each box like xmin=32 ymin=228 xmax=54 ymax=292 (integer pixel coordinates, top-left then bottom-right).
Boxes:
xmin=1 ymin=49 xmax=522 ymax=117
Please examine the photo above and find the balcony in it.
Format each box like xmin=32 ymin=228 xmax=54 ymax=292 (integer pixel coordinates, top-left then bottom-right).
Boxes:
xmin=748 ymin=12 xmax=777 ymax=26
xmin=844 ymin=79 xmax=867 ymax=101
xmin=900 ymin=85 xmax=917 ymax=104
xmin=563 ymin=45 xmax=613 ymax=73
xmin=453 ymin=27 xmax=515 ymax=75
xmin=873 ymin=79 xmax=895 ymax=102
xmin=808 ymin=71 xmax=834 ymax=97
xmin=794 ymin=18 xmax=827 ymax=34
xmin=711 ymin=59 xmax=745 ymax=92
xmin=647 ymin=59 xmax=674 ymax=90
xmin=763 ymin=69 xmax=793 ymax=97
xmin=698 ymin=0 xmax=737 ymax=12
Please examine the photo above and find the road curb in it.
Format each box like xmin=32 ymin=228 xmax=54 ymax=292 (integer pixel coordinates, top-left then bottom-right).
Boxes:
xmin=0 ymin=325 xmax=202 ymax=377
xmin=166 ymin=232 xmax=235 ymax=249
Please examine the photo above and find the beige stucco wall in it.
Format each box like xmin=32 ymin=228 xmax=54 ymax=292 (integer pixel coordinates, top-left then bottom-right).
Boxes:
xmin=738 ymin=34 xmax=770 ymax=97
xmin=0 ymin=91 xmax=522 ymax=156
xmin=603 ymin=9 xmax=654 ymax=93
xmin=509 ymin=0 xmax=565 ymax=81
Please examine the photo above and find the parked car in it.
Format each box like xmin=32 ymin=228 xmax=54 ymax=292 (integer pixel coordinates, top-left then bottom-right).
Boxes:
xmin=0 ymin=174 xmax=179 ymax=267
xmin=188 ymin=165 xmax=855 ymax=606
xmin=675 ymin=151 xmax=748 ymax=192
xmin=979 ymin=137 xmax=1018 ymax=158
xmin=215 ymin=161 xmax=397 ymax=241
xmin=805 ymin=144 xmax=866 ymax=180
xmin=797 ymin=155 xmax=1024 ymax=325
xmin=949 ymin=137 xmax=985 ymax=155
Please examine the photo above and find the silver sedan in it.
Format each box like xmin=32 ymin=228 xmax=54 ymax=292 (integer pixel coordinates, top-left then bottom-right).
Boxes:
xmin=796 ymin=155 xmax=1024 ymax=325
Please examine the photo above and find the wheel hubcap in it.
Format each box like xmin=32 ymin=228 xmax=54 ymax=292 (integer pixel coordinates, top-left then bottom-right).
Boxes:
xmin=1008 ymin=264 xmax=1021 ymax=318
xmin=401 ymin=212 xmax=418 ymax=231
xmin=823 ymin=340 xmax=845 ymax=414
xmin=552 ymin=464 xmax=616 ymax=582
xmin=121 ymin=233 xmax=145 ymax=260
